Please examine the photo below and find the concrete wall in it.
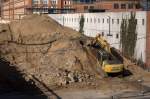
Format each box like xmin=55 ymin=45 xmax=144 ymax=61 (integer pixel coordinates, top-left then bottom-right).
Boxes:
xmin=146 ymin=11 xmax=150 ymax=67
xmin=49 ymin=11 xmax=147 ymax=62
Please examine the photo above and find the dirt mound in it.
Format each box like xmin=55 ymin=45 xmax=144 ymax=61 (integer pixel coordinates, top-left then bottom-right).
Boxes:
xmin=8 ymin=14 xmax=81 ymax=44
xmin=0 ymin=14 xmax=98 ymax=87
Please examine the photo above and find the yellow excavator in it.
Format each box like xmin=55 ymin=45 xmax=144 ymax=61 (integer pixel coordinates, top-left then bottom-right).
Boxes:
xmin=90 ymin=34 xmax=124 ymax=76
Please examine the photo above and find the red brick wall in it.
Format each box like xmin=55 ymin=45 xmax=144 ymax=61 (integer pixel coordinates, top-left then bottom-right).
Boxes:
xmin=73 ymin=0 xmax=142 ymax=13
xmin=1 ymin=0 xmax=33 ymax=20
xmin=48 ymin=0 xmax=63 ymax=9
xmin=62 ymin=0 xmax=73 ymax=8
xmin=58 ymin=0 xmax=63 ymax=8
xmin=73 ymin=3 xmax=95 ymax=13
xmin=96 ymin=0 xmax=142 ymax=12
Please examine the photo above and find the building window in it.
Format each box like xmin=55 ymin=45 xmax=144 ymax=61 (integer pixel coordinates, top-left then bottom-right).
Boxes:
xmin=116 ymin=34 xmax=119 ymax=39
xmin=135 ymin=3 xmax=141 ymax=9
xmin=43 ymin=0 xmax=48 ymax=4
xmin=51 ymin=0 xmax=57 ymax=5
xmin=84 ymin=6 xmax=88 ymax=10
xmin=128 ymin=3 xmax=133 ymax=9
xmin=112 ymin=19 xmax=114 ymax=24
xmin=102 ymin=32 xmax=104 ymax=36
xmin=117 ymin=19 xmax=119 ymax=24
xmin=114 ymin=3 xmax=119 ymax=9
xmin=33 ymin=0 xmax=39 ymax=4
xmin=103 ymin=18 xmax=104 ymax=23
xmin=121 ymin=4 xmax=126 ymax=9
xmin=90 ymin=6 xmax=94 ymax=9
xmin=64 ymin=1 xmax=67 ymax=5
xmin=107 ymin=19 xmax=109 ymax=23
xmin=142 ymin=19 xmax=145 ymax=25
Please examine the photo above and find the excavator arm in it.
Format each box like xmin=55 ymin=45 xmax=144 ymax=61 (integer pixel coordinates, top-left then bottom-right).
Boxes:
xmin=93 ymin=34 xmax=111 ymax=54
xmin=91 ymin=34 xmax=124 ymax=74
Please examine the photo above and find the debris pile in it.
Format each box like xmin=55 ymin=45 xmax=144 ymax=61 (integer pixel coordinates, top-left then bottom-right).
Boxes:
xmin=0 ymin=15 xmax=98 ymax=87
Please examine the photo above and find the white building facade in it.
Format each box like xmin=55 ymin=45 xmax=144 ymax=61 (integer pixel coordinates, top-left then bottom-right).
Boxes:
xmin=49 ymin=11 xmax=147 ymax=62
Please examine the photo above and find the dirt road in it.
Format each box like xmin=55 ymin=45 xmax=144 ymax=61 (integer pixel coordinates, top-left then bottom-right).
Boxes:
xmin=0 ymin=87 xmax=150 ymax=99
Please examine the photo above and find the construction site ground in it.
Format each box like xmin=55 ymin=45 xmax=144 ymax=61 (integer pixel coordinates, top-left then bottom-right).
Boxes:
xmin=0 ymin=75 xmax=150 ymax=99
xmin=0 ymin=14 xmax=150 ymax=99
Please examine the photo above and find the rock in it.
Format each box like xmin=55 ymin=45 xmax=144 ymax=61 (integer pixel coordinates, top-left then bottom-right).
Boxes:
xmin=78 ymin=77 xmax=83 ymax=82
xmin=68 ymin=72 xmax=75 ymax=83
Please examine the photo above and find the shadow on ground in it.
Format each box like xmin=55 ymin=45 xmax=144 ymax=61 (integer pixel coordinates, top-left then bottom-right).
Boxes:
xmin=0 ymin=58 xmax=61 ymax=99
xmin=108 ymin=69 xmax=133 ymax=78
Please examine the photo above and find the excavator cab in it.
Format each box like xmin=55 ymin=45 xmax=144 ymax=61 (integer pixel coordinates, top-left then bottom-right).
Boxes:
xmin=97 ymin=50 xmax=124 ymax=73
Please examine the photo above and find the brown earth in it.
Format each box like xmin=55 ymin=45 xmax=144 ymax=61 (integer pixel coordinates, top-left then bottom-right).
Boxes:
xmin=0 ymin=14 xmax=150 ymax=94
xmin=0 ymin=14 xmax=99 ymax=88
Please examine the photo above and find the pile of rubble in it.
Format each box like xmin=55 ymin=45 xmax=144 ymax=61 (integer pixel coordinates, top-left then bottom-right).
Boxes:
xmin=0 ymin=14 xmax=98 ymax=87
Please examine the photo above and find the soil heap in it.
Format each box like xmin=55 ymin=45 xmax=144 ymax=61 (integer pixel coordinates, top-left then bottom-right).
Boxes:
xmin=0 ymin=14 xmax=98 ymax=87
